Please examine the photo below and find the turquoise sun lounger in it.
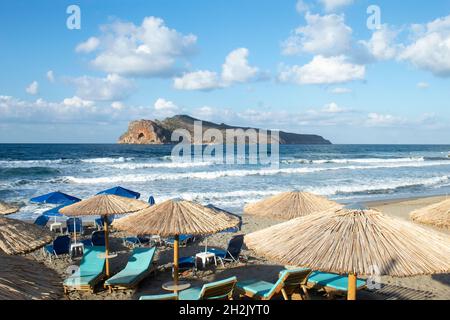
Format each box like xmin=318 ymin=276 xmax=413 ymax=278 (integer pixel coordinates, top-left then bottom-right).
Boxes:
xmin=236 ymin=268 xmax=312 ymax=300
xmin=140 ymin=277 xmax=237 ymax=301
xmin=63 ymin=246 xmax=106 ymax=294
xmin=307 ymin=271 xmax=366 ymax=296
xmin=139 ymin=293 xmax=178 ymax=300
xmin=105 ymin=247 xmax=157 ymax=292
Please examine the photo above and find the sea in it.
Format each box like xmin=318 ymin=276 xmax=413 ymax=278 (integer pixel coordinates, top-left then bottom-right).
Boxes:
xmin=1 ymin=144 xmax=450 ymax=221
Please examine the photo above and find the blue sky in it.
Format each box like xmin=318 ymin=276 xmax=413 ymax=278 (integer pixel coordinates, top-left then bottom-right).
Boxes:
xmin=0 ymin=0 xmax=449 ymax=143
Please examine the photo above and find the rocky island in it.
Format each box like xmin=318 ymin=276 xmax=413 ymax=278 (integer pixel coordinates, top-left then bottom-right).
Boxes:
xmin=118 ymin=115 xmax=332 ymax=145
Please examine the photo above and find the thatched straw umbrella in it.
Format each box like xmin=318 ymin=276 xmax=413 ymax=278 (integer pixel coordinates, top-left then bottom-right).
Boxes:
xmin=0 ymin=216 xmax=53 ymax=255
xmin=0 ymin=201 xmax=19 ymax=216
xmin=245 ymin=206 xmax=450 ymax=300
xmin=244 ymin=191 xmax=341 ymax=220
xmin=59 ymin=194 xmax=149 ymax=277
xmin=410 ymin=198 xmax=450 ymax=230
xmin=0 ymin=253 xmax=62 ymax=299
xmin=114 ymin=199 xmax=240 ymax=289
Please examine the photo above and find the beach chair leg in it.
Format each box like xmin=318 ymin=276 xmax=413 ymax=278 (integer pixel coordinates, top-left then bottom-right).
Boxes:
xmin=301 ymin=285 xmax=310 ymax=300
xmin=281 ymin=288 xmax=289 ymax=300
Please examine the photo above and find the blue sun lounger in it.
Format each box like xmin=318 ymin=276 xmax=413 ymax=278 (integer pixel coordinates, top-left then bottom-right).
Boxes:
xmin=63 ymin=246 xmax=106 ymax=294
xmin=105 ymin=247 xmax=157 ymax=292
xmin=307 ymin=271 xmax=366 ymax=296
xmin=236 ymin=268 xmax=312 ymax=300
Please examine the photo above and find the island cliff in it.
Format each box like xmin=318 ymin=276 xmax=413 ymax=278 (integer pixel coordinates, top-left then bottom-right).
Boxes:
xmin=118 ymin=115 xmax=332 ymax=145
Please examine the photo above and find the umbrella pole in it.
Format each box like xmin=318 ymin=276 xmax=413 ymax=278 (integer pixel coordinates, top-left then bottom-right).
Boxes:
xmin=173 ymin=235 xmax=179 ymax=293
xmin=104 ymin=216 xmax=110 ymax=278
xmin=348 ymin=273 xmax=357 ymax=300
xmin=73 ymin=219 xmax=77 ymax=243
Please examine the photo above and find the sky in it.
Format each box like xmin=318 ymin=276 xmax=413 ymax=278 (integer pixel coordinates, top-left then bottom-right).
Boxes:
xmin=0 ymin=0 xmax=449 ymax=144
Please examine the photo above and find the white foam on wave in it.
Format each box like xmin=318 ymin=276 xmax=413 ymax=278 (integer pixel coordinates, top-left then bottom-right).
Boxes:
xmin=0 ymin=159 xmax=65 ymax=167
xmin=107 ymin=161 xmax=216 ymax=170
xmin=80 ymin=157 xmax=133 ymax=164
xmin=282 ymin=157 xmax=426 ymax=165
xmin=63 ymin=160 xmax=450 ymax=184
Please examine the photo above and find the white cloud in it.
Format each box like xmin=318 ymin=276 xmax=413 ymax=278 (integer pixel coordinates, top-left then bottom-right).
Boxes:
xmin=400 ymin=15 xmax=450 ymax=77
xmin=417 ymin=82 xmax=430 ymax=89
xmin=279 ymin=55 xmax=365 ymax=85
xmin=77 ymin=17 xmax=197 ymax=77
xmin=322 ymin=102 xmax=345 ymax=113
xmin=173 ymin=71 xmax=221 ymax=91
xmin=282 ymin=13 xmax=352 ymax=56
xmin=330 ymin=87 xmax=352 ymax=94
xmin=360 ymin=25 xmax=400 ymax=61
xmin=25 ymin=81 xmax=39 ymax=95
xmin=69 ymin=74 xmax=135 ymax=101
xmin=75 ymin=37 xmax=100 ymax=53
xmin=174 ymin=48 xmax=260 ymax=90
xmin=296 ymin=0 xmax=310 ymax=14
xmin=366 ymin=113 xmax=405 ymax=127
xmin=222 ymin=48 xmax=259 ymax=84
xmin=63 ymin=96 xmax=95 ymax=108
xmin=111 ymin=101 xmax=125 ymax=110
xmin=46 ymin=70 xmax=55 ymax=83
xmin=320 ymin=0 xmax=354 ymax=12
xmin=153 ymin=98 xmax=180 ymax=117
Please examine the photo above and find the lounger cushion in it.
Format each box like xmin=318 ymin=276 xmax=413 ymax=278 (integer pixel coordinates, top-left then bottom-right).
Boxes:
xmin=308 ymin=272 xmax=366 ymax=291
xmin=105 ymin=247 xmax=156 ymax=286
xmin=178 ymin=287 xmax=203 ymax=300
xmin=64 ymin=246 xmax=105 ymax=288
xmin=140 ymin=293 xmax=178 ymax=300
xmin=236 ymin=280 xmax=274 ymax=298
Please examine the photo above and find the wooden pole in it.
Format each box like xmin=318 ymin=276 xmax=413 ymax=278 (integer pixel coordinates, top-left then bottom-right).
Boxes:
xmin=104 ymin=216 xmax=110 ymax=278
xmin=348 ymin=273 xmax=357 ymax=300
xmin=173 ymin=235 xmax=179 ymax=293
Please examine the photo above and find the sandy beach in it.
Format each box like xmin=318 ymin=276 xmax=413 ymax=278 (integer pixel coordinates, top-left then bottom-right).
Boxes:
xmin=22 ymin=194 xmax=449 ymax=301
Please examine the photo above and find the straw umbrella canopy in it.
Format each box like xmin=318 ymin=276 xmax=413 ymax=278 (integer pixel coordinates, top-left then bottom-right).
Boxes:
xmin=114 ymin=199 xmax=241 ymax=289
xmin=0 ymin=201 xmax=19 ymax=216
xmin=410 ymin=198 xmax=450 ymax=230
xmin=0 ymin=253 xmax=62 ymax=300
xmin=0 ymin=216 xmax=53 ymax=255
xmin=59 ymin=194 xmax=149 ymax=277
xmin=245 ymin=206 xmax=450 ymax=300
xmin=244 ymin=191 xmax=341 ymax=220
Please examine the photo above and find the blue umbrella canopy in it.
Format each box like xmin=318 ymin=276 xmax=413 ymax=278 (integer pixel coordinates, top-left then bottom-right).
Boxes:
xmin=42 ymin=204 xmax=70 ymax=217
xmin=97 ymin=186 xmax=140 ymax=199
xmin=30 ymin=191 xmax=81 ymax=205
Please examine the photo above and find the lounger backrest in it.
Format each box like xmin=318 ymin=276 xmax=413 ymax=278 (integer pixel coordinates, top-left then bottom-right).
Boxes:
xmin=67 ymin=218 xmax=83 ymax=233
xmin=265 ymin=268 xmax=312 ymax=299
xmin=80 ymin=246 xmax=105 ymax=273
xmin=126 ymin=247 xmax=156 ymax=271
xmin=226 ymin=235 xmax=244 ymax=260
xmin=34 ymin=215 xmax=49 ymax=226
xmin=53 ymin=235 xmax=71 ymax=255
xmin=281 ymin=268 xmax=312 ymax=295
xmin=91 ymin=231 xmax=105 ymax=246
xmin=200 ymin=276 xmax=237 ymax=300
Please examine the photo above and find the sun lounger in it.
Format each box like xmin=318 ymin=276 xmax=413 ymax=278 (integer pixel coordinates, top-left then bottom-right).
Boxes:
xmin=140 ymin=293 xmax=178 ymax=300
xmin=43 ymin=235 xmax=71 ymax=260
xmin=171 ymin=277 xmax=237 ymax=300
xmin=307 ymin=271 xmax=366 ymax=297
xmin=165 ymin=234 xmax=195 ymax=247
xmin=66 ymin=217 xmax=83 ymax=235
xmin=123 ymin=236 xmax=150 ymax=248
xmin=34 ymin=215 xmax=49 ymax=227
xmin=105 ymin=247 xmax=157 ymax=292
xmin=236 ymin=268 xmax=312 ymax=300
xmin=63 ymin=246 xmax=106 ymax=294
xmin=207 ymin=235 xmax=244 ymax=266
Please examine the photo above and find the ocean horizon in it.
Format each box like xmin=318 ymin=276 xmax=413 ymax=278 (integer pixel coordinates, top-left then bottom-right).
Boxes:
xmin=2 ymin=143 xmax=450 ymax=221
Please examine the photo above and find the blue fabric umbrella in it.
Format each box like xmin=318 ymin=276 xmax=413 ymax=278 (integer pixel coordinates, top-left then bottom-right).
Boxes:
xmin=96 ymin=186 xmax=140 ymax=199
xmin=30 ymin=191 xmax=81 ymax=205
xmin=148 ymin=196 xmax=155 ymax=205
xmin=43 ymin=204 xmax=68 ymax=224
